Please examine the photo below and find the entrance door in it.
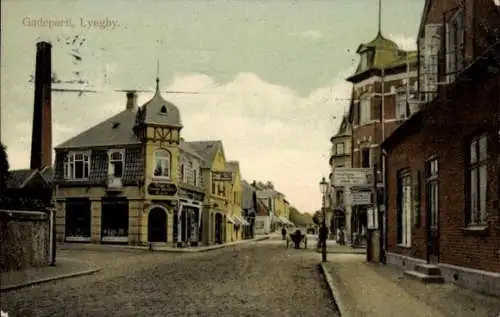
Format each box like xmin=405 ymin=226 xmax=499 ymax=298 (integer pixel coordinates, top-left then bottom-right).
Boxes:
xmin=215 ymin=213 xmax=223 ymax=244
xmin=426 ymin=159 xmax=439 ymax=264
xmin=148 ymin=208 xmax=167 ymax=242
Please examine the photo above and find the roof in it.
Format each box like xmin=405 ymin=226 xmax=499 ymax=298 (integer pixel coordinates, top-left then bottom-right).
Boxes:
xmin=241 ymin=181 xmax=255 ymax=210
xmin=6 ymin=169 xmax=35 ymax=188
xmin=137 ymin=78 xmax=182 ymax=128
xmin=226 ymin=161 xmax=240 ymax=173
xmin=179 ymin=139 xmax=205 ymax=161
xmin=348 ymin=32 xmax=416 ymax=81
xmin=55 ymin=108 xmax=140 ymax=149
xmin=331 ymin=115 xmax=352 ymax=140
xmin=6 ymin=166 xmax=53 ymax=189
xmin=256 ymin=199 xmax=270 ymax=216
xmin=186 ymin=140 xmax=223 ymax=168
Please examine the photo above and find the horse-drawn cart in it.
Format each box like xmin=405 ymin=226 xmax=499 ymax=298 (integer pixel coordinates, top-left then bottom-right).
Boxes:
xmin=286 ymin=229 xmax=308 ymax=249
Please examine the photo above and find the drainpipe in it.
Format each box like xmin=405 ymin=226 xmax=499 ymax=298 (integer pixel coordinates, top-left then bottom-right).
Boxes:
xmin=382 ymin=149 xmax=388 ymax=264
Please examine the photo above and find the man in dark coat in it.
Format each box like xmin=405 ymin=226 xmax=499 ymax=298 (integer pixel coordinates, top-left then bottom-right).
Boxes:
xmin=281 ymin=226 xmax=287 ymax=240
xmin=318 ymin=225 xmax=329 ymax=249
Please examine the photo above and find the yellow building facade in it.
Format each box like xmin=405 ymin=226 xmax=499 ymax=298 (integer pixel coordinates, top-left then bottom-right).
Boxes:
xmin=53 ymin=82 xmax=206 ymax=246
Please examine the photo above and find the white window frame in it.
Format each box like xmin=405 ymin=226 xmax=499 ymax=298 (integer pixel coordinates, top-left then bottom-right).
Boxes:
xmin=395 ymin=88 xmax=409 ymax=119
xmin=153 ymin=149 xmax=171 ymax=179
xmin=469 ymin=135 xmax=488 ymax=226
xmin=108 ymin=149 xmax=125 ymax=178
xmin=193 ymin=163 xmax=199 ymax=186
xmin=64 ymin=150 xmax=91 ymax=180
xmin=359 ymin=97 xmax=371 ymax=124
xmin=399 ymin=172 xmax=412 ymax=247
xmin=445 ymin=8 xmax=465 ymax=83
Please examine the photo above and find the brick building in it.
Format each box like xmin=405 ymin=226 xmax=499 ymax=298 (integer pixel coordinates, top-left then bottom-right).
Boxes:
xmin=382 ymin=0 xmax=500 ymax=296
xmin=345 ymin=31 xmax=418 ymax=249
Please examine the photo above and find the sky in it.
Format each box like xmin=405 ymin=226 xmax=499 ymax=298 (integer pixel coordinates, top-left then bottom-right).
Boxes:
xmin=0 ymin=0 xmax=423 ymax=213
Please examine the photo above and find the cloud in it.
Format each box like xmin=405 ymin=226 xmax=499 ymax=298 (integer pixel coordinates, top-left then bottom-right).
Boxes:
xmin=4 ymin=71 xmax=352 ymax=213
xmin=293 ymin=30 xmax=323 ymax=40
xmin=388 ymin=34 xmax=417 ymax=51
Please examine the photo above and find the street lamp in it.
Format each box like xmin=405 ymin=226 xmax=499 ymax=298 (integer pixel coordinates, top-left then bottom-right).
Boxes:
xmin=319 ymin=176 xmax=329 ymax=262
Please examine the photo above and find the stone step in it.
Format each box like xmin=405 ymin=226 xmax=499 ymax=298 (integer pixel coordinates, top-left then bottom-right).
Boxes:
xmin=404 ymin=270 xmax=445 ymax=284
xmin=415 ymin=263 xmax=442 ymax=276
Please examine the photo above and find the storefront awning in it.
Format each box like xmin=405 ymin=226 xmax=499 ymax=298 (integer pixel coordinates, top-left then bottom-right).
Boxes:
xmin=234 ymin=215 xmax=250 ymax=226
xmin=226 ymin=215 xmax=237 ymax=224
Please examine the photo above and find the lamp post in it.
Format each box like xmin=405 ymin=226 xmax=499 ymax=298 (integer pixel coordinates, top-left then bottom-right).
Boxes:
xmin=320 ymin=177 xmax=329 ymax=262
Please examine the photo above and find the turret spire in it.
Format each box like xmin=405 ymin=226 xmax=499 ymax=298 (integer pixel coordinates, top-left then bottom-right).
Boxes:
xmin=155 ymin=59 xmax=160 ymax=92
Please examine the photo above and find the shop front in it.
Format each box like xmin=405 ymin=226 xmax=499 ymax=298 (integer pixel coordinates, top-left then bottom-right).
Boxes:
xmin=64 ymin=198 xmax=91 ymax=242
xmin=101 ymin=198 xmax=129 ymax=243
xmin=176 ymin=189 xmax=204 ymax=247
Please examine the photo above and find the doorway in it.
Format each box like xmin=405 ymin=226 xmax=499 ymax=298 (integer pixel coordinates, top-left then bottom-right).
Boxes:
xmin=148 ymin=207 xmax=167 ymax=242
xmin=215 ymin=213 xmax=223 ymax=244
xmin=426 ymin=159 xmax=439 ymax=264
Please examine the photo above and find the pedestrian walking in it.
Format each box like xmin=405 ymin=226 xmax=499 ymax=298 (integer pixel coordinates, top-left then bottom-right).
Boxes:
xmin=281 ymin=226 xmax=287 ymax=240
xmin=318 ymin=225 xmax=328 ymax=249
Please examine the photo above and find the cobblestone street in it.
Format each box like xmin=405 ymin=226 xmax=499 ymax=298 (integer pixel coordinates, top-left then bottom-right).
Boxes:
xmin=1 ymin=239 xmax=338 ymax=317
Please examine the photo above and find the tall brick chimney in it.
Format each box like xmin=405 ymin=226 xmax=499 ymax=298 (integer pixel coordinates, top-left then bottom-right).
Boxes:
xmin=30 ymin=41 xmax=52 ymax=170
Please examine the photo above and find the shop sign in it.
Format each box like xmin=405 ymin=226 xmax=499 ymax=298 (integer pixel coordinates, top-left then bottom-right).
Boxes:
xmin=148 ymin=182 xmax=177 ymax=196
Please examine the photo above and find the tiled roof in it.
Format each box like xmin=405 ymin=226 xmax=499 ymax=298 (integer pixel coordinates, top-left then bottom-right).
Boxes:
xmin=55 ymin=108 xmax=141 ymax=149
xmin=179 ymin=139 xmax=205 ymax=161
xmin=186 ymin=140 xmax=223 ymax=168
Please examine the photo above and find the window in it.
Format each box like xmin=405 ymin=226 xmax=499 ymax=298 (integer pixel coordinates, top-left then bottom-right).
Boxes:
xmin=180 ymin=164 xmax=185 ymax=183
xmin=217 ymin=183 xmax=225 ymax=196
xmin=336 ymin=190 xmax=344 ymax=205
xmin=108 ymin=150 xmax=124 ymax=178
xmin=397 ymin=170 xmax=412 ymax=246
xmin=395 ymin=88 xmax=415 ymax=120
xmin=153 ymin=150 xmax=171 ymax=178
xmin=361 ymin=148 xmax=371 ymax=168
xmin=426 ymin=159 xmax=439 ymax=229
xmin=359 ymin=53 xmax=368 ymax=70
xmin=211 ymin=181 xmax=216 ymax=194
xmin=445 ymin=8 xmax=465 ymax=83
xmin=359 ymin=98 xmax=371 ymax=124
xmin=419 ymin=24 xmax=442 ymax=102
xmin=193 ymin=168 xmax=198 ymax=186
xmin=468 ymin=135 xmax=488 ymax=226
xmin=64 ymin=151 xmax=90 ymax=180
xmin=336 ymin=143 xmax=344 ymax=155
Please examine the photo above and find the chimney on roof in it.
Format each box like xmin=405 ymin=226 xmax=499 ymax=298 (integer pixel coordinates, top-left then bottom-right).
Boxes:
xmin=30 ymin=41 xmax=52 ymax=171
xmin=126 ymin=91 xmax=138 ymax=111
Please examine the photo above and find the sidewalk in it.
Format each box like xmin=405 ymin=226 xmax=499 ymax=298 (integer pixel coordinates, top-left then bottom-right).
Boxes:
xmin=58 ymin=235 xmax=270 ymax=253
xmin=320 ymin=253 xmax=500 ymax=317
xmin=0 ymin=258 xmax=101 ymax=292
xmin=315 ymin=240 xmax=366 ymax=254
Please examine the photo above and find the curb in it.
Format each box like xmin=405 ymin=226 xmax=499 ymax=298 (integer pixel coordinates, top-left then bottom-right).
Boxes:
xmin=152 ymin=236 xmax=270 ymax=253
xmin=319 ymin=262 xmax=349 ymax=317
xmin=0 ymin=267 xmax=102 ymax=293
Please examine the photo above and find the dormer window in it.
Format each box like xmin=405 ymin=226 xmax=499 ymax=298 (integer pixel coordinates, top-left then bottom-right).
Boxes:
xmin=359 ymin=49 xmax=374 ymax=72
xmin=108 ymin=149 xmax=125 ymax=178
xmin=64 ymin=151 xmax=91 ymax=180
xmin=160 ymin=105 xmax=167 ymax=114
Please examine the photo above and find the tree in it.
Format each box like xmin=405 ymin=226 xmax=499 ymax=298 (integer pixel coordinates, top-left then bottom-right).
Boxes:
xmin=0 ymin=143 xmax=9 ymax=195
xmin=312 ymin=210 xmax=322 ymax=226
xmin=289 ymin=206 xmax=313 ymax=227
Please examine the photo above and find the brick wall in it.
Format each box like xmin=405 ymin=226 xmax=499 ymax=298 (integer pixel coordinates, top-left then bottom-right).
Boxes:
xmin=385 ymin=72 xmax=500 ymax=273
